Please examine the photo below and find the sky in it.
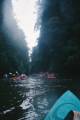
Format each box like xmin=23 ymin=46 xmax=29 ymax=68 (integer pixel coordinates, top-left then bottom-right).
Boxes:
xmin=12 ymin=0 xmax=40 ymax=51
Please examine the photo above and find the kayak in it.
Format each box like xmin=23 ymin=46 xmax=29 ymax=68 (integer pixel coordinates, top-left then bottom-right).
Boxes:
xmin=45 ymin=90 xmax=80 ymax=120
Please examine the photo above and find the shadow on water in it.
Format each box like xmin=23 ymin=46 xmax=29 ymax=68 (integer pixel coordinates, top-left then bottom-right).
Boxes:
xmin=0 ymin=77 xmax=79 ymax=120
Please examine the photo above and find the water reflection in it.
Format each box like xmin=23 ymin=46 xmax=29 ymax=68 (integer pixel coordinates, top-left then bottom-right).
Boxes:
xmin=0 ymin=77 xmax=79 ymax=120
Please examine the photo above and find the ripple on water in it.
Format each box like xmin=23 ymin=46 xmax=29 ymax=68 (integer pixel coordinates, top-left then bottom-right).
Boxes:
xmin=0 ymin=77 xmax=74 ymax=120
xmin=20 ymin=99 xmax=32 ymax=110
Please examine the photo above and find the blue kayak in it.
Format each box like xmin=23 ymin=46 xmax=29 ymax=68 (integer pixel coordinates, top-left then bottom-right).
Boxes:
xmin=45 ymin=90 xmax=80 ymax=120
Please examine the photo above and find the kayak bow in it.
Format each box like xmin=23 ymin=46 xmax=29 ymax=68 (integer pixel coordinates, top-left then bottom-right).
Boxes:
xmin=45 ymin=90 xmax=80 ymax=120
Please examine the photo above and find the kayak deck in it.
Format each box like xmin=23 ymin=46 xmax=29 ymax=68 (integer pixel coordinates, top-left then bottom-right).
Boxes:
xmin=45 ymin=91 xmax=80 ymax=120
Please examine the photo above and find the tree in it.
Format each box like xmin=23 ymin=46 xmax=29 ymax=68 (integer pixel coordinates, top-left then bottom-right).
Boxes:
xmin=0 ymin=0 xmax=29 ymax=76
xmin=31 ymin=0 xmax=80 ymax=78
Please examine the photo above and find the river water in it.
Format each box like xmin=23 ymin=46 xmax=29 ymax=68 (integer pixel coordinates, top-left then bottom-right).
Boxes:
xmin=0 ymin=76 xmax=80 ymax=120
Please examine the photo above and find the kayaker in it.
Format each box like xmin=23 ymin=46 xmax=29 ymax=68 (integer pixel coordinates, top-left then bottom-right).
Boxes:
xmin=65 ymin=111 xmax=80 ymax=120
xmin=65 ymin=111 xmax=74 ymax=120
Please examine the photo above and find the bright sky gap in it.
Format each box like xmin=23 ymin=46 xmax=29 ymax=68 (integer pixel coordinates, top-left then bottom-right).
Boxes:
xmin=12 ymin=0 xmax=40 ymax=53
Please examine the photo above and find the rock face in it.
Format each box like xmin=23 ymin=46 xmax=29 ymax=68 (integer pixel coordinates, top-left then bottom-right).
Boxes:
xmin=31 ymin=0 xmax=80 ymax=78
xmin=0 ymin=0 xmax=29 ymax=76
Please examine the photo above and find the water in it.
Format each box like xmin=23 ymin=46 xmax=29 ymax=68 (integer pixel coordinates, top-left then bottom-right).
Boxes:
xmin=0 ymin=76 xmax=79 ymax=120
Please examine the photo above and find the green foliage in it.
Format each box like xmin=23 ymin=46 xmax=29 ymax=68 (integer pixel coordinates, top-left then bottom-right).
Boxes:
xmin=0 ymin=32 xmax=29 ymax=75
xmin=0 ymin=4 xmax=29 ymax=76
xmin=31 ymin=0 xmax=80 ymax=78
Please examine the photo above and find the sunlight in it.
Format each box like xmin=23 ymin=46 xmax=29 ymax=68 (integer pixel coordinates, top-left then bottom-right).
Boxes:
xmin=12 ymin=0 xmax=40 ymax=50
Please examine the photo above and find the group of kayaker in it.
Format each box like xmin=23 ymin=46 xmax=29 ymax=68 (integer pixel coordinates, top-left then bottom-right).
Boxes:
xmin=39 ymin=72 xmax=56 ymax=79
xmin=3 ymin=71 xmax=28 ymax=80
